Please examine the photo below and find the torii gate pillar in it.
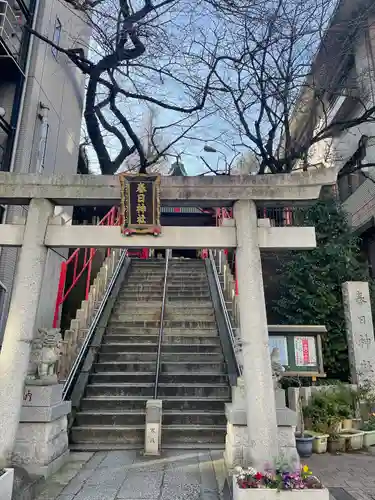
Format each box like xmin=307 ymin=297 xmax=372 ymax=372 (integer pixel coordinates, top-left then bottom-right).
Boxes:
xmin=234 ymin=200 xmax=278 ymax=470
xmin=0 ymin=199 xmax=54 ymax=463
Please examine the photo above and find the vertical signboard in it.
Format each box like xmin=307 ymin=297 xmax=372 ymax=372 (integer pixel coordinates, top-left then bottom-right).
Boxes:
xmin=342 ymin=281 xmax=375 ymax=385
xmin=293 ymin=336 xmax=317 ymax=367
xmin=119 ymin=174 xmax=161 ymax=236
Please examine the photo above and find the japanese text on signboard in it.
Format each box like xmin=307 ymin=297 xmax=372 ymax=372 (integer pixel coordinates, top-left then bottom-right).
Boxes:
xmin=119 ymin=174 xmax=161 ymax=235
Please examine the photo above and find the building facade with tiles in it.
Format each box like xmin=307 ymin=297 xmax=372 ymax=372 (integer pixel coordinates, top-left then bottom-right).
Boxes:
xmin=0 ymin=0 xmax=90 ymax=340
xmin=290 ymin=0 xmax=375 ymax=275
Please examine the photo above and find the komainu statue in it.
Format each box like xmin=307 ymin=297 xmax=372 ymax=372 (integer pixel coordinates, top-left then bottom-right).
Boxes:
xmin=26 ymin=328 xmax=62 ymax=385
xmin=270 ymin=347 xmax=285 ymax=389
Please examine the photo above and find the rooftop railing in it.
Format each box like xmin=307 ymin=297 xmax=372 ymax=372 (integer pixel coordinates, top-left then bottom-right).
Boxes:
xmin=0 ymin=0 xmax=24 ymax=59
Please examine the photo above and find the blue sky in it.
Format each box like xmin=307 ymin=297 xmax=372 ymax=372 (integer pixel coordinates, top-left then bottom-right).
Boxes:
xmin=85 ymin=0 xmax=337 ymax=176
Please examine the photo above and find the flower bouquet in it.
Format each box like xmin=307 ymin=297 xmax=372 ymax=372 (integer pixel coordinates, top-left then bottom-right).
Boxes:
xmin=233 ymin=465 xmax=329 ymax=500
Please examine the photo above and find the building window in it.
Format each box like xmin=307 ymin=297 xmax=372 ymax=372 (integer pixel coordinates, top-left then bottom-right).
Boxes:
xmin=0 ymin=205 xmax=5 ymax=223
xmin=37 ymin=119 xmax=49 ymax=172
xmin=51 ymin=18 xmax=62 ymax=58
xmin=337 ymin=171 xmax=366 ymax=203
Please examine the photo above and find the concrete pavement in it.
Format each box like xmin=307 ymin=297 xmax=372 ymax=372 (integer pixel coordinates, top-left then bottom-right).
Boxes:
xmin=307 ymin=452 xmax=375 ymax=500
xmin=34 ymin=450 xmax=227 ymax=500
xmin=33 ymin=449 xmax=375 ymax=500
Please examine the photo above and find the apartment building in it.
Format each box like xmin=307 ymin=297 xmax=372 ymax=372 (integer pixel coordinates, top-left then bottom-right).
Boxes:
xmin=0 ymin=0 xmax=90 ymax=339
xmin=290 ymin=0 xmax=375 ymax=274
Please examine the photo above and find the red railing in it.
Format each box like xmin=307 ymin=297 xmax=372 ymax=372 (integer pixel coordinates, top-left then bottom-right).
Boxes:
xmin=216 ymin=208 xmax=238 ymax=296
xmin=202 ymin=208 xmax=238 ymax=295
xmin=52 ymin=206 xmax=120 ymax=328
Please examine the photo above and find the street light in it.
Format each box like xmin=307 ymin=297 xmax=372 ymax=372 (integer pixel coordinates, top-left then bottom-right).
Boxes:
xmin=203 ymin=144 xmax=228 ymax=173
xmin=203 ymin=144 xmax=241 ymax=175
xmin=203 ymin=144 xmax=218 ymax=153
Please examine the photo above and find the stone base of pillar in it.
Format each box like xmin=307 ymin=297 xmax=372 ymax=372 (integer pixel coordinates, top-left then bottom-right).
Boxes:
xmin=11 ymin=385 xmax=71 ymax=478
xmin=224 ymin=386 xmax=299 ymax=472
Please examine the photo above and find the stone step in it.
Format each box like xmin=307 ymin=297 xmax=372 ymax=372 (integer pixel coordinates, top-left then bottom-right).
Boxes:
xmin=107 ymin=320 xmax=216 ymax=329
xmin=125 ymin=280 xmax=208 ymax=287
xmin=112 ymin=306 xmax=163 ymax=314
xmin=111 ymin=310 xmax=215 ymax=320
xmin=69 ymin=443 xmax=144 ymax=451
xmin=123 ymin=281 xmax=209 ymax=288
xmin=86 ymin=383 xmax=154 ymax=397
xmin=104 ymin=327 xmax=217 ymax=335
xmin=116 ymin=295 xmax=163 ymax=302
xmin=75 ymin=411 xmax=146 ymax=427
xmin=163 ymin=411 xmax=226 ymax=426
xmin=126 ymin=269 xmax=166 ymax=274
xmin=163 ymin=312 xmax=215 ymax=321
xmin=102 ymin=334 xmax=220 ymax=344
xmin=90 ymin=372 xmax=228 ymax=384
xmin=118 ymin=288 xmax=210 ymax=296
xmin=93 ymin=361 xmax=226 ymax=373
xmin=127 ymin=274 xmax=208 ymax=282
xmin=93 ymin=361 xmax=157 ymax=372
xmin=86 ymin=383 xmax=230 ymax=398
xmin=80 ymin=396 xmax=149 ymax=411
xmin=70 ymin=425 xmax=144 ymax=445
xmin=117 ymin=291 xmax=211 ymax=300
xmin=90 ymin=372 xmax=155 ymax=384
xmin=157 ymin=384 xmax=230 ymax=398
xmin=97 ymin=352 xmax=223 ymax=363
xmin=114 ymin=301 xmax=213 ymax=310
xmin=99 ymin=343 xmax=222 ymax=354
xmin=165 ymin=307 xmax=215 ymax=315
xmin=80 ymin=396 xmax=228 ymax=412
xmin=74 ymin=410 xmax=226 ymax=427
xmin=121 ymin=279 xmax=164 ymax=285
xmin=166 ymin=293 xmax=211 ymax=300
xmin=127 ymin=269 xmax=165 ymax=274
xmin=169 ymin=265 xmax=205 ymax=270
xmin=162 ymin=425 xmax=226 ymax=445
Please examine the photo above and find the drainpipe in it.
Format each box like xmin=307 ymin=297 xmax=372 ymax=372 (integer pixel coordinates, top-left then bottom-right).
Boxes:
xmin=9 ymin=0 xmax=41 ymax=173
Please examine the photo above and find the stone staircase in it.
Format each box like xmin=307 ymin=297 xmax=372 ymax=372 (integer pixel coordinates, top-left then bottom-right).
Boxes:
xmin=70 ymin=258 xmax=230 ymax=450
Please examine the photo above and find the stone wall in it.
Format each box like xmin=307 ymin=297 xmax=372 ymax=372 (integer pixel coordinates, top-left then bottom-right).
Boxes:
xmin=58 ymin=249 xmax=122 ymax=380
xmin=12 ymin=385 xmax=71 ymax=477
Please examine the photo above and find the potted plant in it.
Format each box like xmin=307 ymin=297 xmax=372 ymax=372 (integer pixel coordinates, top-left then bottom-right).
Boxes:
xmin=289 ymin=378 xmax=314 ymax=457
xmin=295 ymin=397 xmax=314 ymax=457
xmin=303 ymin=399 xmax=329 ymax=454
xmin=303 ymin=391 xmax=345 ymax=454
xmin=337 ymin=384 xmax=363 ymax=430
xmin=0 ymin=468 xmax=14 ymax=500
xmin=357 ymin=381 xmax=375 ymax=426
xmin=338 ymin=429 xmax=365 ymax=450
xmin=362 ymin=414 xmax=375 ymax=448
xmin=327 ymin=432 xmax=343 ymax=454
xmin=233 ymin=464 xmax=329 ymax=500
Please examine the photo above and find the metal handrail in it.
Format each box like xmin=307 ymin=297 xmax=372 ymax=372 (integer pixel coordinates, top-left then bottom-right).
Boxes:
xmin=53 ymin=206 xmax=119 ymax=328
xmin=154 ymin=249 xmax=170 ymax=399
xmin=62 ymin=249 xmax=128 ymax=400
xmin=0 ymin=1 xmax=23 ymax=57
xmin=209 ymin=249 xmax=242 ymax=376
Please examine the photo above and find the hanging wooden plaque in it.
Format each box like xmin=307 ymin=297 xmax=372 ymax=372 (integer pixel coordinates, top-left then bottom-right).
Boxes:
xmin=119 ymin=173 xmax=161 ymax=236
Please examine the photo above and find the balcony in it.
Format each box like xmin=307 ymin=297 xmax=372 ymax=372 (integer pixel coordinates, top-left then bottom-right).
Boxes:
xmin=342 ymin=177 xmax=375 ymax=232
xmin=0 ymin=0 xmax=25 ymax=79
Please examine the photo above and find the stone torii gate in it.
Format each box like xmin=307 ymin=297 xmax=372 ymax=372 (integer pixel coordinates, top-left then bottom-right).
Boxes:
xmin=0 ymin=169 xmax=338 ymax=470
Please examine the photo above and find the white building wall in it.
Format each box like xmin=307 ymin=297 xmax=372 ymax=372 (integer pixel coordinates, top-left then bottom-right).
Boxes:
xmin=0 ymin=0 xmax=90 ymax=340
xmin=300 ymin=12 xmax=375 ymax=234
